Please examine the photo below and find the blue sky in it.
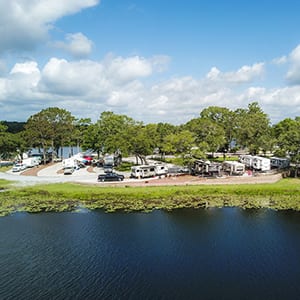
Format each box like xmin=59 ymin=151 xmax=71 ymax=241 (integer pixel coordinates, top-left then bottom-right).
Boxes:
xmin=1 ymin=0 xmax=300 ymax=124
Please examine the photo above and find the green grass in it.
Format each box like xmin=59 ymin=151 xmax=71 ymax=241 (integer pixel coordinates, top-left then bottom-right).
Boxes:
xmin=0 ymin=178 xmax=299 ymax=216
xmin=0 ymin=179 xmax=14 ymax=190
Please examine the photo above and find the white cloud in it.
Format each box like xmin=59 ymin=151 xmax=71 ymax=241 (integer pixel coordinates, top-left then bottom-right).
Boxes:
xmin=286 ymin=45 xmax=300 ymax=85
xmin=206 ymin=63 xmax=265 ymax=84
xmin=1 ymin=52 xmax=300 ymax=124
xmin=106 ymin=56 xmax=153 ymax=83
xmin=53 ymin=33 xmax=93 ymax=58
xmin=0 ymin=59 xmax=7 ymax=76
xmin=272 ymin=56 xmax=287 ymax=65
xmin=0 ymin=0 xmax=99 ymax=53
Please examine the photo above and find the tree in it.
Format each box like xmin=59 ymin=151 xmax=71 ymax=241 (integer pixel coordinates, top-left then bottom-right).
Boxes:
xmin=24 ymin=107 xmax=75 ymax=163
xmin=273 ymin=117 xmax=300 ymax=162
xmin=0 ymin=123 xmax=19 ymax=159
xmin=72 ymin=118 xmax=92 ymax=155
xmin=184 ymin=117 xmax=225 ymax=156
xmin=162 ymin=130 xmax=196 ymax=159
xmin=234 ymin=102 xmax=271 ymax=154
xmin=200 ymin=106 xmax=235 ymax=152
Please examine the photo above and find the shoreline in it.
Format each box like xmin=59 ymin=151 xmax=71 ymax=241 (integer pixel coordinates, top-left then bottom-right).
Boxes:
xmin=0 ymin=175 xmax=299 ymax=216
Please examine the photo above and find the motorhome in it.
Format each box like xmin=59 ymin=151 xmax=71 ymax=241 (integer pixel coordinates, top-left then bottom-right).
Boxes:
xmin=22 ymin=157 xmax=40 ymax=168
xmin=103 ymin=155 xmax=114 ymax=173
xmin=222 ymin=161 xmax=245 ymax=175
xmin=62 ymin=157 xmax=80 ymax=170
xmin=130 ymin=165 xmax=156 ymax=179
xmin=270 ymin=157 xmax=290 ymax=169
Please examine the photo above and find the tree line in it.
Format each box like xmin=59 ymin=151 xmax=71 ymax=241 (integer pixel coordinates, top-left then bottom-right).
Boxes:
xmin=1 ymin=102 xmax=300 ymax=164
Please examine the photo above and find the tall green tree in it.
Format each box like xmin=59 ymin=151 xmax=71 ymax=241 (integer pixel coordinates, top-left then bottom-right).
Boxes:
xmin=0 ymin=123 xmax=19 ymax=159
xmin=200 ymin=106 xmax=235 ymax=152
xmin=24 ymin=107 xmax=75 ymax=162
xmin=234 ymin=102 xmax=271 ymax=154
xmin=184 ymin=117 xmax=225 ymax=156
xmin=273 ymin=117 xmax=300 ymax=162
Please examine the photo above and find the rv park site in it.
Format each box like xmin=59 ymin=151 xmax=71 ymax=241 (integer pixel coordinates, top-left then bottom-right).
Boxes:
xmin=0 ymin=153 xmax=288 ymax=187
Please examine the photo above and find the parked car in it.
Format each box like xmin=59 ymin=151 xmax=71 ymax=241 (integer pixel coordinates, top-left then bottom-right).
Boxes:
xmin=97 ymin=172 xmax=124 ymax=182
xmin=64 ymin=166 xmax=75 ymax=175
xmin=12 ymin=163 xmax=27 ymax=172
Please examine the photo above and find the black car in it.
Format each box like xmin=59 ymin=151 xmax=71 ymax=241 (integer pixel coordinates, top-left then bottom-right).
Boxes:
xmin=97 ymin=172 xmax=124 ymax=182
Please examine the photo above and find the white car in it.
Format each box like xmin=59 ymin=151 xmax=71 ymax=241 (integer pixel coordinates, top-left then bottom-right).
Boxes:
xmin=64 ymin=166 xmax=75 ymax=175
xmin=12 ymin=163 xmax=27 ymax=172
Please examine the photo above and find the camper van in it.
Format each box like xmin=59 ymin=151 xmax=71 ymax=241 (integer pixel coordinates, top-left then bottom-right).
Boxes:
xmin=222 ymin=161 xmax=245 ymax=175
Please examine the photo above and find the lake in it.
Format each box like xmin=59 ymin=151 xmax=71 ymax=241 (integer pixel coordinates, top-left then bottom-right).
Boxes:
xmin=0 ymin=208 xmax=300 ymax=299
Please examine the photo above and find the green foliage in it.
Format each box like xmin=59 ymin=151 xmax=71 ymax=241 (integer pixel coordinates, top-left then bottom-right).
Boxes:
xmin=234 ymin=102 xmax=271 ymax=154
xmin=272 ymin=117 xmax=300 ymax=162
xmin=0 ymin=178 xmax=300 ymax=216
xmin=24 ymin=107 xmax=75 ymax=160
xmin=115 ymin=161 xmax=135 ymax=171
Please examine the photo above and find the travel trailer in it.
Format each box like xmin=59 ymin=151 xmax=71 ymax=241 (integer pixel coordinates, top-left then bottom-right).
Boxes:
xmin=154 ymin=164 xmax=168 ymax=177
xmin=130 ymin=165 xmax=156 ymax=179
xmin=270 ymin=157 xmax=290 ymax=169
xmin=239 ymin=155 xmax=254 ymax=168
xmin=252 ymin=156 xmax=271 ymax=172
xmin=222 ymin=161 xmax=245 ymax=175
xmin=239 ymin=155 xmax=271 ymax=172
xmin=190 ymin=159 xmax=222 ymax=177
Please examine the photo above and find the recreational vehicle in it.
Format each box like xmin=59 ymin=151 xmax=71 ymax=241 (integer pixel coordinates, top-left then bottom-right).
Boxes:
xmin=22 ymin=157 xmax=40 ymax=168
xmin=239 ymin=155 xmax=254 ymax=168
xmin=130 ymin=165 xmax=156 ymax=179
xmin=190 ymin=159 xmax=222 ymax=177
xmin=270 ymin=157 xmax=290 ymax=169
xmin=252 ymin=156 xmax=271 ymax=172
xmin=154 ymin=164 xmax=168 ymax=177
xmin=222 ymin=161 xmax=245 ymax=175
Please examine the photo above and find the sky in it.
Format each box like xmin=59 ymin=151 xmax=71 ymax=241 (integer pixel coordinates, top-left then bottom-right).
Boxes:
xmin=1 ymin=0 xmax=300 ymax=125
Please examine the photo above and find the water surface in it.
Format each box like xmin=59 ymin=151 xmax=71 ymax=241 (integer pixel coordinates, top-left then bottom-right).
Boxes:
xmin=0 ymin=208 xmax=300 ymax=299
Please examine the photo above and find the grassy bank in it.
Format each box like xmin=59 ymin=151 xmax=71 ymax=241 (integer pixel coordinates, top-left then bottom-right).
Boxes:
xmin=0 ymin=178 xmax=299 ymax=216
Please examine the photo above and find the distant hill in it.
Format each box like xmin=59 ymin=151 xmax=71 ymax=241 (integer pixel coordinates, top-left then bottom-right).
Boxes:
xmin=1 ymin=121 xmax=26 ymax=133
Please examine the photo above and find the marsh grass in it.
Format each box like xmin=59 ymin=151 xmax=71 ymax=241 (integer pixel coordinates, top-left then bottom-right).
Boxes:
xmin=0 ymin=178 xmax=299 ymax=216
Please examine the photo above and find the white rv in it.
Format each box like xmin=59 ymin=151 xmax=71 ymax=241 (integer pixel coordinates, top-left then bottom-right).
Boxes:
xmin=222 ymin=161 xmax=245 ymax=175
xmin=154 ymin=164 xmax=168 ymax=177
xmin=239 ymin=155 xmax=254 ymax=168
xmin=22 ymin=157 xmax=40 ymax=168
xmin=62 ymin=158 xmax=79 ymax=170
xmin=130 ymin=165 xmax=156 ymax=179
xmin=252 ymin=156 xmax=271 ymax=172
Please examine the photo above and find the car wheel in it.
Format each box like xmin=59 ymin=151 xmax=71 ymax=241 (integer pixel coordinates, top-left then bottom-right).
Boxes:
xmin=118 ymin=177 xmax=122 ymax=181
